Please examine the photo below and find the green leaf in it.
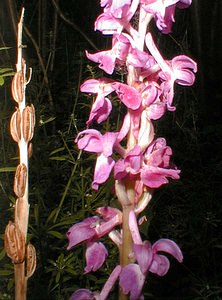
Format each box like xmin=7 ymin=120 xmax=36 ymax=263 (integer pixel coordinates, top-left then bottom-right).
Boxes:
xmin=0 ymin=76 xmax=4 ymax=86
xmin=48 ymin=230 xmax=65 ymax=239
xmin=0 ymin=269 xmax=14 ymax=276
xmin=0 ymin=167 xmax=16 ymax=172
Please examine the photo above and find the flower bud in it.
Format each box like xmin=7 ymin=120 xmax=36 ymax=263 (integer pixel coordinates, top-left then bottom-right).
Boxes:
xmin=4 ymin=221 xmax=25 ymax=264
xmin=13 ymin=163 xmax=27 ymax=198
xmin=10 ymin=108 xmax=21 ymax=143
xmin=22 ymin=104 xmax=35 ymax=143
xmin=11 ymin=71 xmax=25 ymax=103
xmin=26 ymin=243 xmax=36 ymax=278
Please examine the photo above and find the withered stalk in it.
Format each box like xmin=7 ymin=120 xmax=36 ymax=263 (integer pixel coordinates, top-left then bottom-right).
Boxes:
xmin=4 ymin=8 xmax=36 ymax=300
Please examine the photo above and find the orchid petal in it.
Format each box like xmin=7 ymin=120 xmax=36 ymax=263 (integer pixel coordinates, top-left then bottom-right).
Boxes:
xmin=133 ymin=241 xmax=153 ymax=274
xmin=100 ymin=265 xmax=122 ymax=300
xmin=149 ymin=254 xmax=170 ymax=276
xmin=69 ymin=289 xmax=95 ymax=300
xmin=119 ymin=264 xmax=145 ymax=300
xmin=152 ymin=238 xmax=183 ymax=263
xmin=84 ymin=242 xmax=108 ymax=273
xmin=66 ymin=217 xmax=99 ymax=250
xmin=92 ymin=153 xmax=115 ymax=190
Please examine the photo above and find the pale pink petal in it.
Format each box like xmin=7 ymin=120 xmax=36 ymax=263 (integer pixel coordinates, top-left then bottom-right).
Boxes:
xmin=129 ymin=210 xmax=142 ymax=244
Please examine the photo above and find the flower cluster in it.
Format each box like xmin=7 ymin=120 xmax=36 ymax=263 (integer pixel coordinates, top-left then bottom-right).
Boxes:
xmin=67 ymin=0 xmax=196 ymax=299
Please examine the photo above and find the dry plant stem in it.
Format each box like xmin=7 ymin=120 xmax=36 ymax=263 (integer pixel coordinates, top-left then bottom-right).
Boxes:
xmin=14 ymin=9 xmax=29 ymax=300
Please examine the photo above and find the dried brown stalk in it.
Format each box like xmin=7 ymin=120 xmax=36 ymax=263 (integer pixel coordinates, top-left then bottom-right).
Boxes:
xmin=4 ymin=8 xmax=36 ymax=300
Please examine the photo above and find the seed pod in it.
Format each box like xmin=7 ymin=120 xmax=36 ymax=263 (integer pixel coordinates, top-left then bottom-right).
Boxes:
xmin=4 ymin=221 xmax=25 ymax=264
xmin=10 ymin=108 xmax=21 ymax=143
xmin=26 ymin=243 xmax=36 ymax=278
xmin=28 ymin=142 xmax=33 ymax=158
xmin=11 ymin=71 xmax=25 ymax=103
xmin=22 ymin=104 xmax=35 ymax=143
xmin=14 ymin=163 xmax=27 ymax=198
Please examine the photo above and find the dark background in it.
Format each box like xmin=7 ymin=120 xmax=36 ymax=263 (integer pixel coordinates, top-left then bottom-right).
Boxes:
xmin=0 ymin=1 xmax=221 ymax=299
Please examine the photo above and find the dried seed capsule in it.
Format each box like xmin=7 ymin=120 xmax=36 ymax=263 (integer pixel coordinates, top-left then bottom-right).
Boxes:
xmin=26 ymin=243 xmax=36 ymax=278
xmin=10 ymin=108 xmax=21 ymax=143
xmin=13 ymin=163 xmax=27 ymax=198
xmin=22 ymin=104 xmax=35 ymax=143
xmin=4 ymin=221 xmax=25 ymax=264
xmin=28 ymin=142 xmax=33 ymax=158
xmin=11 ymin=71 xmax=25 ymax=103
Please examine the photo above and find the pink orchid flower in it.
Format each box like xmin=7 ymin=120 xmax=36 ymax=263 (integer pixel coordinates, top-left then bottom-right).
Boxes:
xmin=97 ymin=0 xmax=140 ymax=34
xmin=80 ymin=78 xmax=115 ymax=125
xmin=146 ymin=32 xmax=197 ymax=110
xmin=112 ymin=82 xmax=142 ymax=110
xmin=86 ymin=33 xmax=131 ymax=74
xmin=75 ymin=129 xmax=118 ymax=189
xmin=141 ymin=137 xmax=180 ymax=188
xmin=119 ymin=210 xmax=183 ymax=299
xmin=141 ymin=0 xmax=192 ymax=33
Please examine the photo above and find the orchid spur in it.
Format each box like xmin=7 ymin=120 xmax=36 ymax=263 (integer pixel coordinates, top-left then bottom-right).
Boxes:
xmin=67 ymin=0 xmax=196 ymax=298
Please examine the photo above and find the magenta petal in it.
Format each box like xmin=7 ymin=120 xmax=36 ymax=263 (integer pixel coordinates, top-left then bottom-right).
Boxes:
xmin=96 ymin=206 xmax=122 ymax=221
xmin=152 ymin=238 xmax=183 ymax=263
xmin=102 ymin=132 xmax=117 ymax=157
xmin=133 ymin=241 xmax=153 ymax=274
xmin=119 ymin=264 xmax=145 ymax=300
xmin=92 ymin=154 xmax=115 ymax=190
xmin=141 ymin=166 xmax=180 ymax=188
xmin=87 ymin=96 xmax=112 ymax=125
xmin=86 ymin=49 xmax=116 ymax=75
xmin=84 ymin=242 xmax=108 ymax=273
xmin=69 ymin=289 xmax=94 ymax=300
xmin=66 ymin=217 xmax=99 ymax=250
xmin=76 ymin=129 xmax=103 ymax=153
xmin=100 ymin=265 xmax=122 ymax=300
xmin=149 ymin=254 xmax=170 ymax=276
xmin=113 ymin=83 xmax=142 ymax=110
